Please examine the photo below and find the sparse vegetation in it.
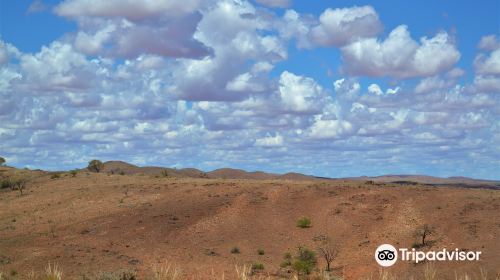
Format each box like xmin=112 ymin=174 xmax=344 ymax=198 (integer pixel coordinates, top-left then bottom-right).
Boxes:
xmin=296 ymin=217 xmax=311 ymax=228
xmin=257 ymin=249 xmax=265 ymax=255
xmin=251 ymin=263 xmax=264 ymax=271
xmin=95 ymin=269 xmax=136 ymax=280
xmin=161 ymin=170 xmax=169 ymax=177
xmin=51 ymin=173 xmax=61 ymax=179
xmin=317 ymin=238 xmax=337 ymax=272
xmin=280 ymin=252 xmax=292 ymax=268
xmin=231 ymin=247 xmax=241 ymax=254
xmin=70 ymin=170 xmax=78 ymax=177
xmin=0 ymin=260 xmax=496 ymax=280
xmin=151 ymin=261 xmax=180 ymax=280
xmin=44 ymin=263 xmax=62 ymax=280
xmin=1 ymin=179 xmax=12 ymax=189
xmin=281 ymin=247 xmax=317 ymax=276
xmin=413 ymin=224 xmax=436 ymax=247
xmin=8 ymin=175 xmax=28 ymax=195
xmin=87 ymin=160 xmax=104 ymax=173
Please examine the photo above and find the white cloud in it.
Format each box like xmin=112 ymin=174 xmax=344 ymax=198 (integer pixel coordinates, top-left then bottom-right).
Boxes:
xmin=477 ymin=35 xmax=500 ymax=51
xmin=472 ymin=35 xmax=500 ymax=93
xmin=278 ymin=71 xmax=326 ymax=113
xmin=255 ymin=134 xmax=284 ymax=147
xmin=474 ymin=49 xmax=500 ymax=75
xmin=310 ymin=6 xmax=382 ymax=47
xmin=170 ymin=0 xmax=286 ymax=101
xmin=255 ymin=0 xmax=291 ymax=8
xmin=18 ymin=41 xmax=97 ymax=92
xmin=309 ymin=117 xmax=353 ymax=139
xmin=55 ymin=0 xmax=202 ymax=21
xmin=367 ymin=84 xmax=383 ymax=95
xmin=341 ymin=25 xmax=460 ymax=78
xmin=386 ymin=87 xmax=400 ymax=95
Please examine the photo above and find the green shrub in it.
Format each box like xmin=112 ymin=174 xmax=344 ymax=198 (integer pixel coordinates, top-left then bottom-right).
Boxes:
xmin=70 ymin=170 xmax=78 ymax=177
xmin=257 ymin=249 xmax=265 ymax=255
xmin=51 ymin=173 xmax=61 ymax=179
xmin=281 ymin=247 xmax=317 ymax=275
xmin=296 ymin=217 xmax=312 ymax=228
xmin=87 ymin=160 xmax=104 ymax=173
xmin=280 ymin=252 xmax=292 ymax=268
xmin=0 ymin=156 xmax=5 ymax=166
xmin=251 ymin=263 xmax=264 ymax=271
xmin=230 ymin=247 xmax=240 ymax=254
xmin=1 ymin=179 xmax=12 ymax=189
xmin=96 ymin=269 xmax=136 ymax=280
xmin=292 ymin=247 xmax=317 ymax=275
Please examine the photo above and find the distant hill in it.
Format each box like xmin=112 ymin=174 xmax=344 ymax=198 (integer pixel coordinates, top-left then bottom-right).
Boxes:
xmin=99 ymin=162 xmax=318 ymax=181
xmin=348 ymin=174 xmax=500 ymax=188
xmin=7 ymin=160 xmax=497 ymax=188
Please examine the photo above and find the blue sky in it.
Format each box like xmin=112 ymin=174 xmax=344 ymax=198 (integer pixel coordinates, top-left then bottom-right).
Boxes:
xmin=0 ymin=0 xmax=499 ymax=179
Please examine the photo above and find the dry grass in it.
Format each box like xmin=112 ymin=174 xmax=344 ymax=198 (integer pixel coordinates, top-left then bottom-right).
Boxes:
xmin=0 ymin=264 xmax=498 ymax=280
xmin=44 ymin=263 xmax=62 ymax=280
xmin=151 ymin=261 xmax=180 ymax=280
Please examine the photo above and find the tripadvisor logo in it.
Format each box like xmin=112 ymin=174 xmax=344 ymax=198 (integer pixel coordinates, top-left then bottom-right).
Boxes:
xmin=375 ymin=244 xmax=482 ymax=267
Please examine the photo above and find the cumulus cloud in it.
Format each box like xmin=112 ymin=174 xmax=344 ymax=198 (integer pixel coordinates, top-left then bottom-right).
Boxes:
xmin=17 ymin=41 xmax=97 ymax=92
xmin=55 ymin=0 xmax=210 ymax=59
xmin=472 ymin=35 xmax=500 ymax=93
xmin=367 ymin=84 xmax=383 ymax=95
xmin=278 ymin=71 xmax=326 ymax=113
xmin=310 ymin=6 xmax=382 ymax=47
xmin=170 ymin=0 xmax=286 ymax=101
xmin=341 ymin=25 xmax=460 ymax=78
xmin=477 ymin=35 xmax=500 ymax=51
xmin=474 ymin=48 xmax=500 ymax=75
xmin=255 ymin=134 xmax=284 ymax=147
xmin=255 ymin=0 xmax=291 ymax=8
xmin=55 ymin=0 xmax=202 ymax=21
xmin=308 ymin=117 xmax=353 ymax=139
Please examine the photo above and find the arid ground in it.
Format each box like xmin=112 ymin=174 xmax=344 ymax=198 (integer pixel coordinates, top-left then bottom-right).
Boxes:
xmin=0 ymin=163 xmax=499 ymax=279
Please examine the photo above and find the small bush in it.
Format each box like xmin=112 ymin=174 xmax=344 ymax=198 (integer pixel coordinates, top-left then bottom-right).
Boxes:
xmin=251 ymin=263 xmax=264 ymax=271
xmin=96 ymin=269 xmax=136 ymax=280
xmin=280 ymin=252 xmax=292 ymax=268
xmin=296 ymin=217 xmax=312 ymax=228
xmin=230 ymin=247 xmax=240 ymax=254
xmin=1 ymin=179 xmax=13 ymax=189
xmin=51 ymin=173 xmax=61 ymax=179
xmin=87 ymin=160 xmax=104 ymax=173
xmin=281 ymin=247 xmax=317 ymax=275
xmin=292 ymin=247 xmax=317 ymax=275
xmin=0 ymin=156 xmax=5 ymax=166
xmin=257 ymin=249 xmax=265 ymax=255
xmin=70 ymin=170 xmax=78 ymax=177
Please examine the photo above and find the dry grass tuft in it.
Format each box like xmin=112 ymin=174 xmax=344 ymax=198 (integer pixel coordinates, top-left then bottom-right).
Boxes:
xmin=152 ymin=261 xmax=180 ymax=280
xmin=44 ymin=263 xmax=62 ymax=280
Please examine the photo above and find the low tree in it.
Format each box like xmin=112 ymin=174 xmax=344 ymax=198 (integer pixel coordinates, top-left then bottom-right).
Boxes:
xmin=87 ymin=160 xmax=104 ymax=173
xmin=10 ymin=175 xmax=28 ymax=195
xmin=0 ymin=156 xmax=5 ymax=166
xmin=414 ymin=224 xmax=436 ymax=247
xmin=292 ymin=246 xmax=317 ymax=275
xmin=317 ymin=239 xmax=338 ymax=272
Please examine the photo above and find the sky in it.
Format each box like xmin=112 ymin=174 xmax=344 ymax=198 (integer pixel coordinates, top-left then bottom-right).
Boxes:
xmin=0 ymin=0 xmax=499 ymax=179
